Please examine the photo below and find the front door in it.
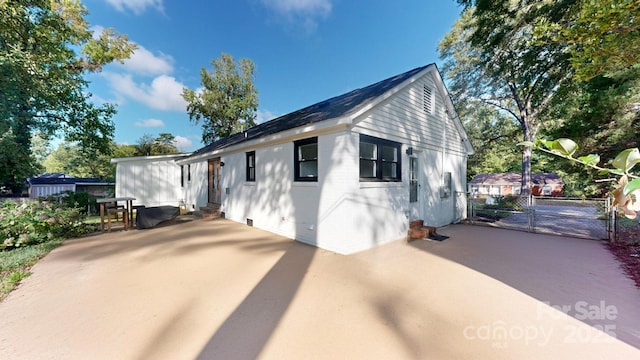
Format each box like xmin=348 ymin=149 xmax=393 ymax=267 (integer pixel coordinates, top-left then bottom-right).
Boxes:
xmin=208 ymin=158 xmax=221 ymax=204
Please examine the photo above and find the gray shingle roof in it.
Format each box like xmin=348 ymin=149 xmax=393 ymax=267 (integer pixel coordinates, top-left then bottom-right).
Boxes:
xmin=189 ymin=64 xmax=432 ymax=158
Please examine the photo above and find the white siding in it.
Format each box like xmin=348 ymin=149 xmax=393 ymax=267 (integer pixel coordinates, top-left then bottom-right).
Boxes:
xmin=352 ymin=70 xmax=468 ymax=229
xmin=181 ymin=160 xmax=210 ymax=211
xmin=116 ymin=158 xmax=182 ymax=207
xmin=354 ymin=72 xmax=466 ymax=155
xmin=29 ymin=184 xmax=75 ymax=198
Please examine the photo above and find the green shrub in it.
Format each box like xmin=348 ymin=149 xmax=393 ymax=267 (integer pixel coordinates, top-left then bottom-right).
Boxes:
xmin=0 ymin=200 xmax=93 ymax=250
xmin=46 ymin=190 xmax=98 ymax=215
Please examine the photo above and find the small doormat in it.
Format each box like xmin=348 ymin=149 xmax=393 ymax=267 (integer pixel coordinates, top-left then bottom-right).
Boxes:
xmin=428 ymin=233 xmax=449 ymax=242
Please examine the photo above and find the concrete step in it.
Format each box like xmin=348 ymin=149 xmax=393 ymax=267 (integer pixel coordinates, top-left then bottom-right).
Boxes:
xmin=194 ymin=203 xmax=221 ymax=219
xmin=193 ymin=210 xmax=220 ymax=219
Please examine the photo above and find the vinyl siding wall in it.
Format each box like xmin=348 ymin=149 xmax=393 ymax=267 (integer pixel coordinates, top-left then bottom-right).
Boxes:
xmin=115 ymin=158 xmax=183 ymax=207
xmin=181 ymin=160 xmax=208 ymax=211
xmin=353 ymin=70 xmax=468 ymax=228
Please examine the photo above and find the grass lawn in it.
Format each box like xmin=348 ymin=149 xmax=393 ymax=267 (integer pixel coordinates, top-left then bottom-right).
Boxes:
xmin=0 ymin=216 xmax=103 ymax=301
xmin=0 ymin=239 xmax=64 ymax=301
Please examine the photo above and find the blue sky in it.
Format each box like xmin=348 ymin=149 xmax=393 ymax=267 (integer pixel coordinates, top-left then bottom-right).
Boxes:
xmin=83 ymin=0 xmax=463 ymax=152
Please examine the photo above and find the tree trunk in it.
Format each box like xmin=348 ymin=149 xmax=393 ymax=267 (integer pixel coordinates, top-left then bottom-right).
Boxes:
xmin=508 ymin=81 xmax=533 ymax=196
xmin=521 ymin=125 xmax=532 ymax=196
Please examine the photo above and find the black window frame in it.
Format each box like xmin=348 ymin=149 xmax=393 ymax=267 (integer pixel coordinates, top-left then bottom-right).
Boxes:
xmin=359 ymin=134 xmax=402 ymax=182
xmin=187 ymin=164 xmax=191 ymax=182
xmin=180 ymin=165 xmax=184 ymax=187
xmin=294 ymin=137 xmax=318 ymax=182
xmin=246 ymin=151 xmax=256 ymax=182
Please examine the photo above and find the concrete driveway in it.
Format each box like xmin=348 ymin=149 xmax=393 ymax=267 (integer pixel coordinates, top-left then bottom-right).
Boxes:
xmin=0 ymin=219 xmax=639 ymax=359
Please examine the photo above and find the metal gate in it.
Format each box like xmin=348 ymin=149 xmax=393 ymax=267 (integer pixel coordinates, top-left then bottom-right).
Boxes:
xmin=468 ymin=195 xmax=613 ymax=241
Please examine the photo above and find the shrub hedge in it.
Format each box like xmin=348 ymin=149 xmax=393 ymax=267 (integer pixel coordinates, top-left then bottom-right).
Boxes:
xmin=0 ymin=200 xmax=93 ymax=250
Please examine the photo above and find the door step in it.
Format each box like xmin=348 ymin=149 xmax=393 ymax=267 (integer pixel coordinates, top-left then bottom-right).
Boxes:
xmin=194 ymin=203 xmax=221 ymax=219
xmin=407 ymin=219 xmax=438 ymax=242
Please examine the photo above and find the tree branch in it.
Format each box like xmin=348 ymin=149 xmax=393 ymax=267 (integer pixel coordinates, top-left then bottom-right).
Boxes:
xmin=536 ymin=146 xmax=639 ymax=179
xmin=478 ymin=97 xmax=521 ymax=123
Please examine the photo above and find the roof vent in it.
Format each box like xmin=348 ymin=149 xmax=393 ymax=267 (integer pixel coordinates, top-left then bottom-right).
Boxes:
xmin=423 ymin=85 xmax=433 ymax=114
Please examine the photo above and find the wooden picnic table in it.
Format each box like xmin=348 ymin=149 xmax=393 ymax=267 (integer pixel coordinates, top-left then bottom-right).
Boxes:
xmin=97 ymin=197 xmax=136 ymax=231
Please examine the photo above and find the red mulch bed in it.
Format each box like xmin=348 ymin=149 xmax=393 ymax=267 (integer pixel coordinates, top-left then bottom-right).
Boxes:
xmin=608 ymin=224 xmax=640 ymax=289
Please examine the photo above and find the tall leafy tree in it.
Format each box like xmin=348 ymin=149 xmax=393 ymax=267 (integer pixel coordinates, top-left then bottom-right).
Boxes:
xmin=182 ymin=53 xmax=258 ymax=144
xmin=458 ymin=99 xmax=522 ymax=180
xmin=134 ymin=133 xmax=180 ymax=156
xmin=534 ymin=0 xmax=640 ymax=81
xmin=531 ymin=1 xmax=640 ymax=195
xmin=440 ymin=3 xmax=575 ymax=194
xmin=0 ymin=0 xmax=135 ymax=192
xmin=154 ymin=133 xmax=180 ymax=154
xmin=43 ymin=141 xmax=125 ymax=179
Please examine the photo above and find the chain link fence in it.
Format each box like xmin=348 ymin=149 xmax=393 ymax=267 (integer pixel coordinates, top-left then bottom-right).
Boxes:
xmin=467 ymin=194 xmax=613 ymax=241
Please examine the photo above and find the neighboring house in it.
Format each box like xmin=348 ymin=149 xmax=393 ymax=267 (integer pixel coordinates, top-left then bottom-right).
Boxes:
xmin=469 ymin=173 xmax=564 ymax=197
xmin=111 ymin=154 xmax=191 ymax=207
xmin=114 ymin=64 xmax=474 ymax=254
xmin=28 ymin=173 xmax=114 ymax=198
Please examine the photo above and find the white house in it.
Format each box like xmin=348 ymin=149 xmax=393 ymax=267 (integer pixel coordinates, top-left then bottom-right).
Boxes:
xmin=114 ymin=64 xmax=474 ymax=254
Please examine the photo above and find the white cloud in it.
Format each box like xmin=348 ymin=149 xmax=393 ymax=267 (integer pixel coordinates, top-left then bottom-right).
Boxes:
xmin=121 ymin=45 xmax=174 ymax=76
xmin=104 ymin=72 xmax=187 ymax=111
xmin=261 ymin=0 xmax=332 ymax=32
xmin=173 ymin=136 xmax=193 ymax=151
xmin=89 ymin=25 xmax=105 ymax=40
xmin=256 ymin=109 xmax=278 ymax=124
xmin=134 ymin=118 xmax=165 ymax=128
xmin=262 ymin=0 xmax=331 ymax=15
xmin=104 ymin=0 xmax=164 ymax=14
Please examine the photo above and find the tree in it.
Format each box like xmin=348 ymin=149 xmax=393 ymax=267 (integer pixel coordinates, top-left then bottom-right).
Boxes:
xmin=440 ymin=3 xmax=574 ymax=195
xmin=154 ymin=133 xmax=180 ymax=155
xmin=134 ymin=133 xmax=180 ymax=156
xmin=534 ymin=0 xmax=640 ymax=81
xmin=42 ymin=142 xmax=121 ymax=179
xmin=0 ymin=128 xmax=35 ymax=193
xmin=182 ymin=53 xmax=258 ymax=144
xmin=449 ymin=1 xmax=640 ymax=201
xmin=530 ymin=1 xmax=640 ymax=194
xmin=457 ymin=99 xmax=522 ymax=180
xmin=0 ymin=0 xmax=135 ymax=192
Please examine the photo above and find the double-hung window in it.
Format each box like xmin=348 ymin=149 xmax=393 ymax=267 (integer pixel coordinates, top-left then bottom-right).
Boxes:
xmin=246 ymin=151 xmax=256 ymax=182
xmin=294 ymin=137 xmax=318 ymax=182
xmin=359 ymin=134 xmax=401 ymax=181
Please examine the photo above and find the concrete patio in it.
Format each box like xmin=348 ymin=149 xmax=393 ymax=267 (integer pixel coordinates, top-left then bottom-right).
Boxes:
xmin=0 ymin=219 xmax=639 ymax=359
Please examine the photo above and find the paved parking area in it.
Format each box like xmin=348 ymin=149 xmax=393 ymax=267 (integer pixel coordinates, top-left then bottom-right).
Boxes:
xmin=478 ymin=205 xmax=608 ymax=240
xmin=0 ymin=219 xmax=638 ymax=359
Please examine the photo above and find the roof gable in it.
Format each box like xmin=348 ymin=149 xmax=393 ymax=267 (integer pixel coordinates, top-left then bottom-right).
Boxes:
xmin=188 ymin=64 xmax=433 ymax=158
